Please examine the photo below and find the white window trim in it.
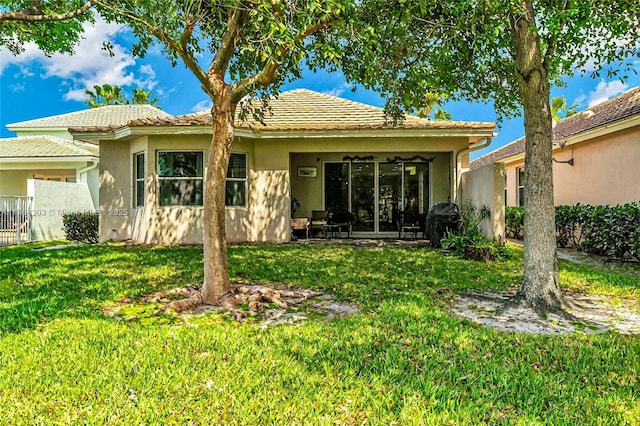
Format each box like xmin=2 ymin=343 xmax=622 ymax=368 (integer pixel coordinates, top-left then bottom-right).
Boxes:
xmin=517 ymin=167 xmax=525 ymax=207
xmin=226 ymin=152 xmax=248 ymax=208
xmin=134 ymin=151 xmax=145 ymax=208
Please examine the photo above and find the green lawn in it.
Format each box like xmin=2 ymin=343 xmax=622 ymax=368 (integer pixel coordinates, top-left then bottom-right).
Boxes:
xmin=0 ymin=242 xmax=639 ymax=425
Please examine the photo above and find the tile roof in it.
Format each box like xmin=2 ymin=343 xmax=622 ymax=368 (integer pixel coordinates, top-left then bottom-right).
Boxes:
xmin=6 ymin=105 xmax=172 ymax=130
xmin=0 ymin=135 xmax=99 ymax=159
xmin=471 ymin=86 xmax=640 ymax=169
xmin=71 ymin=89 xmax=495 ymax=133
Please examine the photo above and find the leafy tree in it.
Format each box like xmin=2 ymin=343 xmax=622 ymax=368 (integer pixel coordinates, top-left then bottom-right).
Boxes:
xmin=420 ymin=92 xmax=451 ymax=120
xmin=337 ymin=0 xmax=639 ymax=312
xmin=84 ymin=83 xmax=160 ymax=108
xmin=0 ymin=0 xmax=95 ymax=54
xmin=92 ymin=0 xmax=354 ymax=311
xmin=551 ymin=96 xmax=579 ymax=123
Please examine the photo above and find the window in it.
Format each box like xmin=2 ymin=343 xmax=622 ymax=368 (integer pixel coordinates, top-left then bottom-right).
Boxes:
xmin=225 ymin=153 xmax=247 ymax=207
xmin=134 ymin=152 xmax=145 ymax=207
xmin=517 ymin=167 xmax=525 ymax=207
xmin=504 ymin=174 xmax=507 ymax=207
xmin=158 ymin=151 xmax=204 ymax=206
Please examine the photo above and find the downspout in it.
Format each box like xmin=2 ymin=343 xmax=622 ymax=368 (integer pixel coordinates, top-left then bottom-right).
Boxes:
xmin=454 ymin=136 xmax=493 ymax=203
xmin=78 ymin=160 xmax=99 ymax=209
xmin=78 ymin=160 xmax=99 ymax=183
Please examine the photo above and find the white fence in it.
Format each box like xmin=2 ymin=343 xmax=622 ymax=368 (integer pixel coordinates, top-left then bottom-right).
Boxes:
xmin=0 ymin=196 xmax=33 ymax=246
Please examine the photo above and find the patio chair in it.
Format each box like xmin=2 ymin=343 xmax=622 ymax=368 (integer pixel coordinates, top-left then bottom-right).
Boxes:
xmin=397 ymin=211 xmax=421 ymax=240
xmin=310 ymin=210 xmax=329 ymax=237
xmin=325 ymin=210 xmax=353 ymax=238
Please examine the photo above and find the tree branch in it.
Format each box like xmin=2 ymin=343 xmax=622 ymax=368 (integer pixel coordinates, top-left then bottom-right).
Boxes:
xmin=230 ymin=19 xmax=332 ymax=103
xmin=93 ymin=0 xmax=215 ymax=98
xmin=0 ymin=0 xmax=95 ymax=22
xmin=210 ymin=6 xmax=247 ymax=77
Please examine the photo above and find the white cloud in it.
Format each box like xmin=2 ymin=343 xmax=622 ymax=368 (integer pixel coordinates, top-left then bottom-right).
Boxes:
xmin=322 ymin=82 xmax=350 ymax=98
xmin=576 ymin=79 xmax=629 ymax=108
xmin=0 ymin=17 xmax=158 ymax=102
xmin=191 ymin=99 xmax=212 ymax=113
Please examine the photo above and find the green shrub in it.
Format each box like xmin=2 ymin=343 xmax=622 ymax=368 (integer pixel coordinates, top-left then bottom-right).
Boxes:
xmin=505 ymin=206 xmax=524 ymax=239
xmin=512 ymin=202 xmax=640 ymax=259
xmin=555 ymin=204 xmax=582 ymax=248
xmin=62 ymin=212 xmax=99 ymax=244
xmin=578 ymin=202 xmax=640 ymax=258
xmin=442 ymin=202 xmax=513 ymax=261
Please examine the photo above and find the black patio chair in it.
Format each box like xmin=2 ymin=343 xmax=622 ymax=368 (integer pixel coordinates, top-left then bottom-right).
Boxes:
xmin=397 ymin=211 xmax=421 ymax=240
xmin=325 ymin=210 xmax=353 ymax=238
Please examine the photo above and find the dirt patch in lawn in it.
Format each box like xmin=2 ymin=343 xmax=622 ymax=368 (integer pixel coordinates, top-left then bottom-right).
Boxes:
xmin=103 ymin=283 xmax=359 ymax=327
xmin=451 ymin=291 xmax=640 ymax=335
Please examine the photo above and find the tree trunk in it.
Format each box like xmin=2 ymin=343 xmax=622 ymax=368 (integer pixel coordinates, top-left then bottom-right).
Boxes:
xmin=200 ymin=98 xmax=236 ymax=305
xmin=509 ymin=1 xmax=564 ymax=312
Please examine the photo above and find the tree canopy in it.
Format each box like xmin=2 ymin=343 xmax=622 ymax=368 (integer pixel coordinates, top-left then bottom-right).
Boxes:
xmin=1 ymin=0 xmax=95 ymax=54
xmin=333 ymin=0 xmax=639 ymax=311
xmin=89 ymin=0 xmax=357 ymax=311
xmin=335 ymin=0 xmax=639 ymax=118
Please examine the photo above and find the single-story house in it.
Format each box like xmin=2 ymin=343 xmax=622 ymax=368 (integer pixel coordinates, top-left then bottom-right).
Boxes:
xmin=70 ymin=89 xmax=498 ymax=244
xmin=471 ymin=86 xmax=640 ymax=207
xmin=2 ymin=104 xmax=173 ymax=207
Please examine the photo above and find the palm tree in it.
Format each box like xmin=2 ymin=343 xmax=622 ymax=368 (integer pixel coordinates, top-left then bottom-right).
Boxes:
xmin=85 ymin=84 xmax=126 ymax=108
xmin=85 ymin=84 xmax=161 ymax=108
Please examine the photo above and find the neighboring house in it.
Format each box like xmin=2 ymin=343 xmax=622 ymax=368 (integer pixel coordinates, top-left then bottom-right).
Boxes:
xmin=0 ymin=135 xmax=99 ymax=203
xmin=471 ymin=87 xmax=640 ymax=207
xmin=0 ymin=105 xmax=173 ymax=243
xmin=2 ymin=105 xmax=173 ymax=207
xmin=70 ymin=89 xmax=498 ymax=244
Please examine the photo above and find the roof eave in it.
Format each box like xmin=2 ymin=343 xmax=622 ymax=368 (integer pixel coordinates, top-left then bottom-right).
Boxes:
xmin=72 ymin=124 xmax=495 ymax=141
xmin=497 ymin=114 xmax=640 ymax=165
xmin=556 ymin=114 xmax=640 ymax=147
xmin=0 ymin=155 xmax=99 ymax=163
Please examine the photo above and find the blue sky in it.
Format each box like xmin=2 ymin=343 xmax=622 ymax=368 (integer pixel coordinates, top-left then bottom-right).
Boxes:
xmin=1 ymin=18 xmax=639 ymax=159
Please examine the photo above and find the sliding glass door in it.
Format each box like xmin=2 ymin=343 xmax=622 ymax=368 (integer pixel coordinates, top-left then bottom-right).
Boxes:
xmin=351 ymin=163 xmax=375 ymax=231
xmin=324 ymin=160 xmax=430 ymax=234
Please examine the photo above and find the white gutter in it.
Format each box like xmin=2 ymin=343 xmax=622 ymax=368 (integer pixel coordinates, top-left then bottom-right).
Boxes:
xmin=78 ymin=160 xmax=99 ymax=183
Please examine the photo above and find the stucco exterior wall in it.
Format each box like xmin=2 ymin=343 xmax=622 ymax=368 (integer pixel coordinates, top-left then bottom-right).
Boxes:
xmin=0 ymin=168 xmax=80 ymax=196
xmin=460 ymin=163 xmax=505 ymax=240
xmin=552 ymin=127 xmax=640 ymax=205
xmin=27 ymin=179 xmax=95 ymax=241
xmin=99 ymin=139 xmax=133 ymax=242
xmin=99 ymin=132 xmax=474 ymax=244
xmin=504 ymin=126 xmax=640 ymax=207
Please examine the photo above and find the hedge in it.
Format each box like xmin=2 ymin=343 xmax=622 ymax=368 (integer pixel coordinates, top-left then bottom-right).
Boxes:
xmin=506 ymin=202 xmax=640 ymax=259
xmin=62 ymin=212 xmax=99 ymax=244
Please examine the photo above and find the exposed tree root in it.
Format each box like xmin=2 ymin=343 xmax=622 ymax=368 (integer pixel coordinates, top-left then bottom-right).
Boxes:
xmin=156 ymin=283 xmax=325 ymax=321
xmin=495 ymin=292 xmax=576 ymax=322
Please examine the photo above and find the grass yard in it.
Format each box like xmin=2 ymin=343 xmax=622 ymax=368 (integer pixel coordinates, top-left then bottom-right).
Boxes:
xmin=0 ymin=241 xmax=639 ymax=425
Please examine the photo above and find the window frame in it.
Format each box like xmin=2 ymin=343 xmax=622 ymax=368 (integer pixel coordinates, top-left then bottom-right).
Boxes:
xmin=225 ymin=152 xmax=248 ymax=207
xmin=156 ymin=150 xmax=205 ymax=207
xmin=517 ymin=167 xmax=525 ymax=207
xmin=134 ymin=151 xmax=145 ymax=207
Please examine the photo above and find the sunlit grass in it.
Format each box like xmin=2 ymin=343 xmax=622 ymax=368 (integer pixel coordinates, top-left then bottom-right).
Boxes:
xmin=0 ymin=241 xmax=638 ymax=424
